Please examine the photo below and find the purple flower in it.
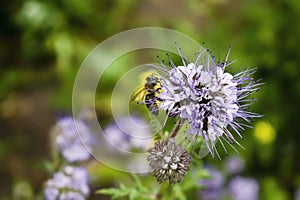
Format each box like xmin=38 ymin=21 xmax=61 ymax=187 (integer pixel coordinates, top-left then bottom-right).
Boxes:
xmin=44 ymin=166 xmax=90 ymax=200
xmin=295 ymin=189 xmax=300 ymax=200
xmin=228 ymin=176 xmax=259 ymax=200
xmin=157 ymin=47 xmax=261 ymax=157
xmin=199 ymin=166 xmax=224 ymax=200
xmin=59 ymin=192 xmax=87 ymax=200
xmin=52 ymin=116 xmax=95 ymax=163
xmin=104 ymin=116 xmax=152 ymax=152
xmin=225 ymin=156 xmax=245 ymax=175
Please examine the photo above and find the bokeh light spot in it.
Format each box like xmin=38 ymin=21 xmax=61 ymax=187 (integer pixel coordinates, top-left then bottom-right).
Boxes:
xmin=254 ymin=120 xmax=276 ymax=145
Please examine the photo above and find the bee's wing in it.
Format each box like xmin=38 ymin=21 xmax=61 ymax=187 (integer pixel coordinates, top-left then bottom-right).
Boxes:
xmin=130 ymin=87 xmax=146 ymax=104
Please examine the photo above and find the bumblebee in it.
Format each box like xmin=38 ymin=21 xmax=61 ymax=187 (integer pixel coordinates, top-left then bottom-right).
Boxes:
xmin=131 ymin=75 xmax=162 ymax=115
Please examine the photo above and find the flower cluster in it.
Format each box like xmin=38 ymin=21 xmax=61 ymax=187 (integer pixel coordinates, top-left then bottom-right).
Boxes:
xmin=147 ymin=140 xmax=191 ymax=184
xmin=199 ymin=157 xmax=259 ymax=200
xmin=156 ymin=48 xmax=261 ymax=157
xmin=104 ymin=116 xmax=152 ymax=152
xmin=144 ymin=46 xmax=261 ymax=184
xmin=199 ymin=166 xmax=224 ymax=200
xmin=44 ymin=115 xmax=94 ymax=199
xmin=225 ymin=156 xmax=245 ymax=175
xmin=52 ymin=116 xmax=95 ymax=163
xmin=295 ymin=189 xmax=300 ymax=200
xmin=229 ymin=176 xmax=259 ymax=200
xmin=44 ymin=166 xmax=90 ymax=200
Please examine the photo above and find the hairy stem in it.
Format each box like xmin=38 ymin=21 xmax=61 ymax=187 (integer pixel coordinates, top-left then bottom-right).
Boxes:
xmin=170 ymin=119 xmax=184 ymax=138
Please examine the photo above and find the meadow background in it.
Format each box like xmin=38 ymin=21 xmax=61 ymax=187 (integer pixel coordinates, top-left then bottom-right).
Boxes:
xmin=1 ymin=0 xmax=300 ymax=199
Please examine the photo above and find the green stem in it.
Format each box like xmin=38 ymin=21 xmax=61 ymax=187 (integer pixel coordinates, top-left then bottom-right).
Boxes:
xmin=156 ymin=182 xmax=171 ymax=199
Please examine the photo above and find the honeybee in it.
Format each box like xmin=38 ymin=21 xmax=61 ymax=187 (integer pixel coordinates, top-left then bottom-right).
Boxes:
xmin=131 ymin=75 xmax=162 ymax=115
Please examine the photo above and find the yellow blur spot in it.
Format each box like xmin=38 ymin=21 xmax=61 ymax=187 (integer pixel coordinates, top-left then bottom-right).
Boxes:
xmin=254 ymin=121 xmax=276 ymax=145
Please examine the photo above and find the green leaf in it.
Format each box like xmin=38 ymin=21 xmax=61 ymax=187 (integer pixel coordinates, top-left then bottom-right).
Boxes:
xmin=131 ymin=174 xmax=147 ymax=192
xmin=129 ymin=189 xmax=138 ymax=200
xmin=96 ymin=174 xmax=158 ymax=200
xmin=96 ymin=188 xmax=120 ymax=195
xmin=119 ymin=183 xmax=128 ymax=190
xmin=96 ymin=187 xmax=130 ymax=199
xmin=172 ymin=185 xmax=186 ymax=200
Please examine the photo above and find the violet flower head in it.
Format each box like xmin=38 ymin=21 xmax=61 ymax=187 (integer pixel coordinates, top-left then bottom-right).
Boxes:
xmin=157 ymin=47 xmax=261 ymax=157
xmin=225 ymin=156 xmax=245 ymax=175
xmin=104 ymin=116 xmax=152 ymax=152
xmin=53 ymin=116 xmax=95 ymax=163
xmin=295 ymin=188 xmax=300 ymax=200
xmin=44 ymin=166 xmax=90 ymax=200
xmin=228 ymin=176 xmax=259 ymax=200
xmin=199 ymin=166 xmax=224 ymax=200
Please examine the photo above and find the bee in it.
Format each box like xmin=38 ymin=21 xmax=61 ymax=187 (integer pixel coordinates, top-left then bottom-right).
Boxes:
xmin=131 ymin=75 xmax=162 ymax=115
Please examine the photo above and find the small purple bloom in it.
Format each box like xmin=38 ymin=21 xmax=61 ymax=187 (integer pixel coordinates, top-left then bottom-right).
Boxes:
xmin=228 ymin=176 xmax=259 ymax=200
xmin=225 ymin=156 xmax=245 ymax=175
xmin=59 ymin=192 xmax=86 ymax=200
xmin=104 ymin=116 xmax=152 ymax=151
xmin=295 ymin=189 xmax=300 ymax=200
xmin=53 ymin=116 xmax=95 ymax=163
xmin=199 ymin=166 xmax=224 ymax=200
xmin=44 ymin=166 xmax=90 ymax=200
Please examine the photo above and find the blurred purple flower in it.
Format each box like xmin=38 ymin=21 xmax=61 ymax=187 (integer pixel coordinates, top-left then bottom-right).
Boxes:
xmin=59 ymin=192 xmax=87 ymax=200
xmin=228 ymin=176 xmax=259 ymax=200
xmin=225 ymin=156 xmax=245 ymax=175
xmin=295 ymin=189 xmax=300 ymax=200
xmin=199 ymin=166 xmax=224 ymax=200
xmin=52 ymin=116 xmax=95 ymax=163
xmin=44 ymin=166 xmax=89 ymax=200
xmin=104 ymin=116 xmax=152 ymax=151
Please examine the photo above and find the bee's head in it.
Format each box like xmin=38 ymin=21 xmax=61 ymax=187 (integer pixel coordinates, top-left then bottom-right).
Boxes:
xmin=146 ymin=75 xmax=159 ymax=84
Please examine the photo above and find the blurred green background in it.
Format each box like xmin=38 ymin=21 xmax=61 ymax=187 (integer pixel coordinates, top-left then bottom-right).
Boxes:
xmin=1 ymin=0 xmax=300 ymax=199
